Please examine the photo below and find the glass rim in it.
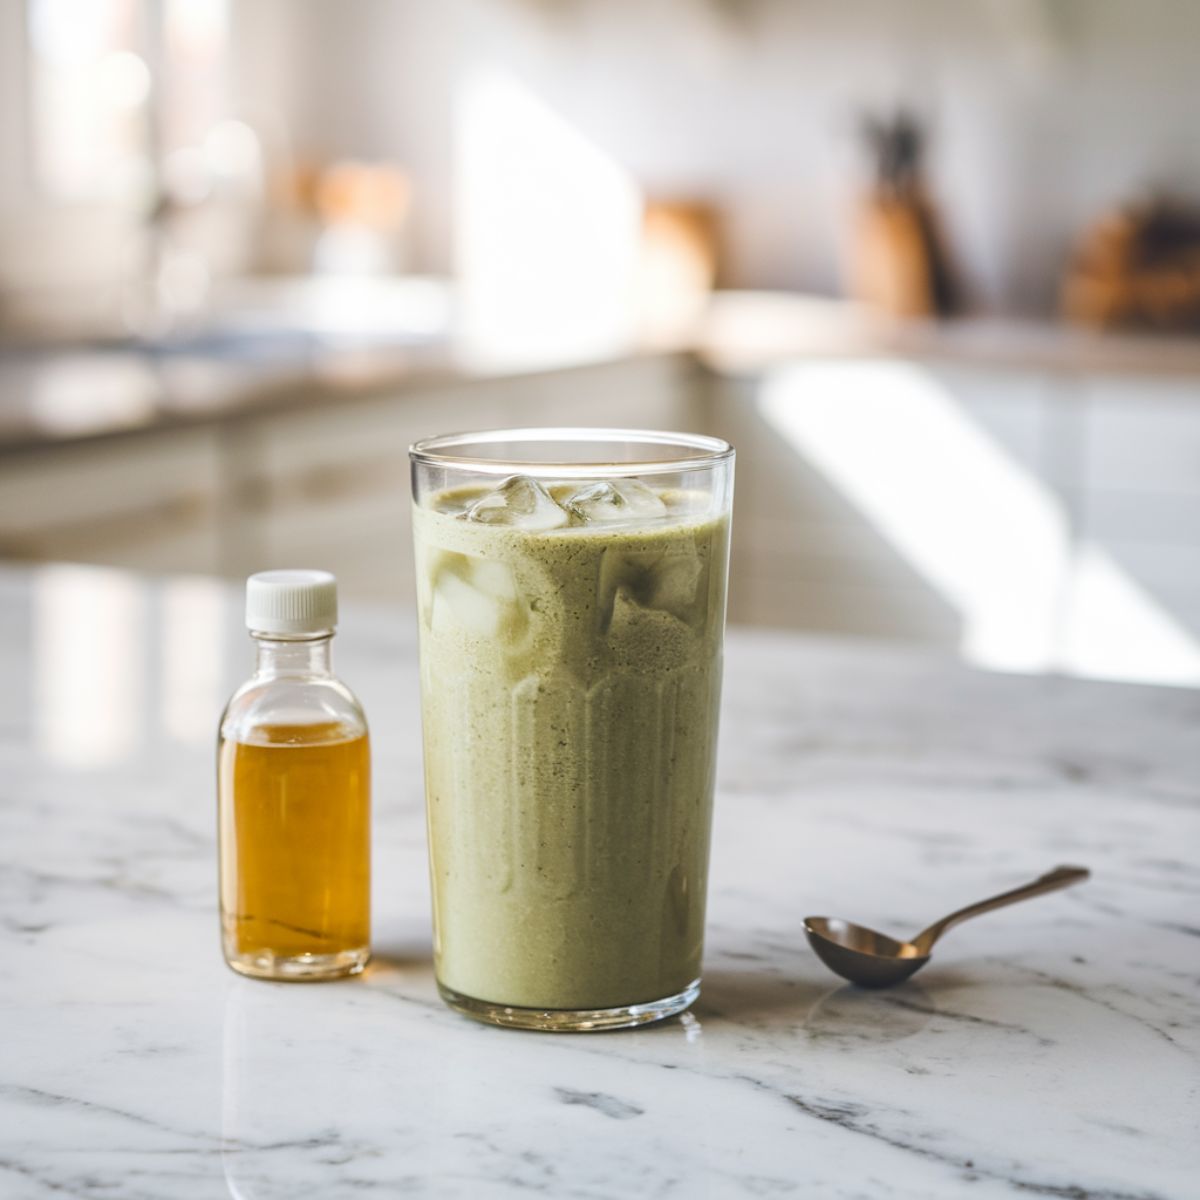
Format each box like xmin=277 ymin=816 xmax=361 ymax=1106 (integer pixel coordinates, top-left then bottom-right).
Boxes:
xmin=409 ymin=427 xmax=734 ymax=478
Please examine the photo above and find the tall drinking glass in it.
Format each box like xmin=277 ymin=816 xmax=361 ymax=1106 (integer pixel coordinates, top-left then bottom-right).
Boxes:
xmin=410 ymin=429 xmax=734 ymax=1031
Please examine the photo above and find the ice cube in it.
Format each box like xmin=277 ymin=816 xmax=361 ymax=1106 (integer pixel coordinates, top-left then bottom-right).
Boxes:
xmin=464 ymin=476 xmax=569 ymax=531
xmin=594 ymin=542 xmax=704 ymax=631
xmin=643 ymin=543 xmax=704 ymax=621
xmin=431 ymin=572 xmax=503 ymax=636
xmin=564 ymin=479 xmax=668 ymax=525
xmin=428 ymin=551 xmax=531 ymax=645
xmin=469 ymin=558 xmax=519 ymax=601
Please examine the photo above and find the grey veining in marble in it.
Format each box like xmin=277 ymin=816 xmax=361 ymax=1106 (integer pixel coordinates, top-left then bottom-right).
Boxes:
xmin=1 ymin=564 xmax=1197 ymax=1198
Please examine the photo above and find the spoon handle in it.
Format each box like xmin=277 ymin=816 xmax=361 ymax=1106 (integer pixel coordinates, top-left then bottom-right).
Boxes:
xmin=913 ymin=864 xmax=1090 ymax=951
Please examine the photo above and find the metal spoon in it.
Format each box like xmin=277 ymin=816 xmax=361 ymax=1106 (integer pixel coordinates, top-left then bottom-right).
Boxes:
xmin=804 ymin=865 xmax=1091 ymax=988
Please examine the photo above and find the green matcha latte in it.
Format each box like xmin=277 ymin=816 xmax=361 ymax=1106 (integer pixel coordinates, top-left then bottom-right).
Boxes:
xmin=413 ymin=474 xmax=731 ymax=1015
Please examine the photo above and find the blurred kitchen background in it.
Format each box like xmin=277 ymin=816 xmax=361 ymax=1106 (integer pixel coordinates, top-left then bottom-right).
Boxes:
xmin=3 ymin=0 xmax=1200 ymax=689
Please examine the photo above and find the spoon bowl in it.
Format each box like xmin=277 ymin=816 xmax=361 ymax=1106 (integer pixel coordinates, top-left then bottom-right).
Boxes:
xmin=804 ymin=865 xmax=1090 ymax=988
xmin=804 ymin=917 xmax=929 ymax=988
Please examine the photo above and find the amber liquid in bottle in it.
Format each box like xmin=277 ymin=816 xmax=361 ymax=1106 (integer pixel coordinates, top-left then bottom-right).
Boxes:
xmin=219 ymin=721 xmax=370 ymax=978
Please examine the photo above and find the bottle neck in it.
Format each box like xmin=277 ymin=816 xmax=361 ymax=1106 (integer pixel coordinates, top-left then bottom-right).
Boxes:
xmin=252 ymin=632 xmax=334 ymax=679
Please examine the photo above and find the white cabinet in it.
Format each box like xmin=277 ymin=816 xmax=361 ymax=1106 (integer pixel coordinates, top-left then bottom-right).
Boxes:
xmin=710 ymin=358 xmax=1200 ymax=678
xmin=1084 ymin=379 xmax=1200 ymax=496
xmin=0 ymin=428 xmax=224 ymax=573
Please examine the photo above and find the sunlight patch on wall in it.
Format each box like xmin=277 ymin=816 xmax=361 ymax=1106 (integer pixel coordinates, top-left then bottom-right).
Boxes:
xmin=454 ymin=70 xmax=642 ymax=368
xmin=1059 ymin=546 xmax=1200 ymax=686
xmin=758 ymin=360 xmax=1200 ymax=687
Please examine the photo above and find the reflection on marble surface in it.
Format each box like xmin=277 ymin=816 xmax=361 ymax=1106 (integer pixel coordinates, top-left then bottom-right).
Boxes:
xmin=32 ymin=564 xmax=148 ymax=768
xmin=2 ymin=564 xmax=1198 ymax=1198
xmin=159 ymin=576 xmax=229 ymax=747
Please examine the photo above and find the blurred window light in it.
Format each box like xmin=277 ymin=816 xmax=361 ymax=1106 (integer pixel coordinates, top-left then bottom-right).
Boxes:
xmin=26 ymin=0 xmax=230 ymax=203
xmin=28 ymin=0 xmax=148 ymax=202
xmin=161 ymin=0 xmax=229 ymax=152
xmin=100 ymin=49 xmax=152 ymax=109
xmin=758 ymin=361 xmax=1200 ymax=688
xmin=29 ymin=0 xmax=116 ymax=65
xmin=455 ymin=70 xmax=641 ymax=368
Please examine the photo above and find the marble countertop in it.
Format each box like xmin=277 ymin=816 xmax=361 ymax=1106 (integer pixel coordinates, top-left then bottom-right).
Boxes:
xmin=2 ymin=563 xmax=1198 ymax=1198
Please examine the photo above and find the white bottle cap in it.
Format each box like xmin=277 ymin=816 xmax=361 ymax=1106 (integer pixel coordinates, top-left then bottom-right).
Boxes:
xmin=245 ymin=569 xmax=338 ymax=636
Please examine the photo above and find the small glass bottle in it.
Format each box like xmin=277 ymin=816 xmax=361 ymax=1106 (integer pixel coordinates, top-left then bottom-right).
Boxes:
xmin=218 ymin=570 xmax=371 ymax=980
